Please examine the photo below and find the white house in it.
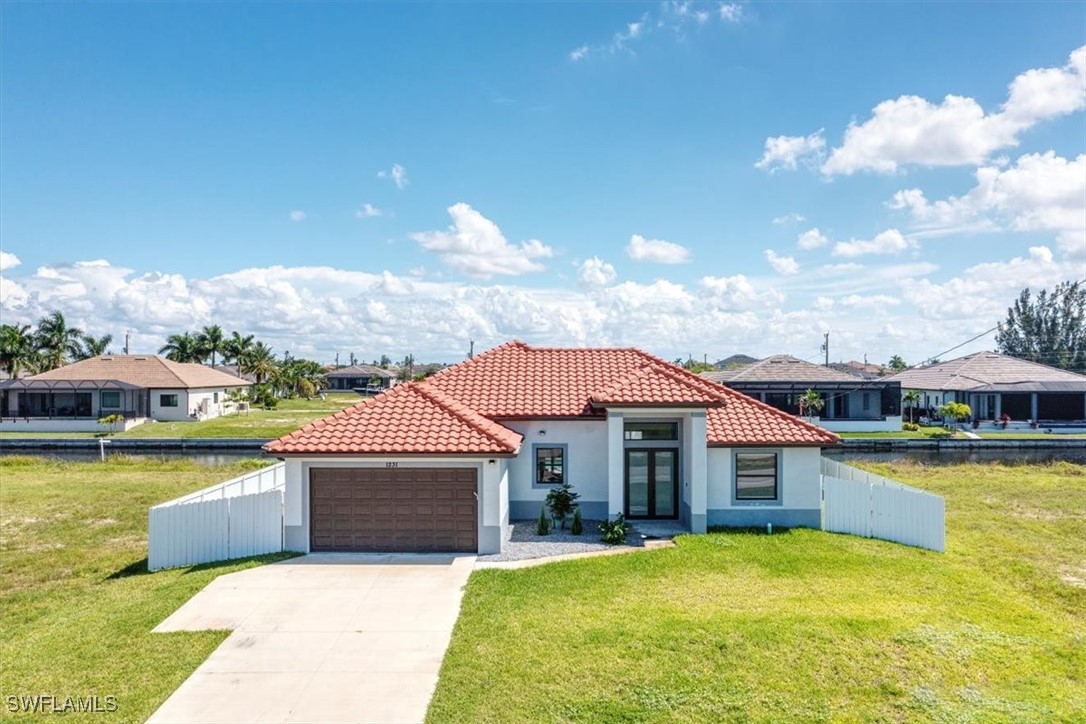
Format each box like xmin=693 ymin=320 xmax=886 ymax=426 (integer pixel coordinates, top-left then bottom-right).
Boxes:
xmin=265 ymin=342 xmax=839 ymax=555
xmin=0 ymin=355 xmax=250 ymax=432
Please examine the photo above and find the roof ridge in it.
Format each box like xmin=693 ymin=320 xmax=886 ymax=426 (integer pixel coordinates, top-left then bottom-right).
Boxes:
xmin=425 ymin=340 xmax=529 ymax=383
xmin=412 ymin=382 xmax=517 ymax=451
xmin=633 ymin=352 xmax=730 ymax=397
xmin=157 ymin=357 xmax=195 ymax=387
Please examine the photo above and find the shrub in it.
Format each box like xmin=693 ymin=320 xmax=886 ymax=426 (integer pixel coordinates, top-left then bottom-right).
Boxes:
xmin=571 ymin=507 xmax=583 ymax=535
xmin=536 ymin=506 xmax=550 ymax=536
xmin=902 ymin=422 xmax=920 ymax=432
xmin=545 ymin=480 xmax=581 ymax=530
xmin=598 ymin=513 xmax=630 ymax=545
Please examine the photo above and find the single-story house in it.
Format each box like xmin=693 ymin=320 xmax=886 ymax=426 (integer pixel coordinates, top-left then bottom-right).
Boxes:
xmin=886 ymin=351 xmax=1086 ymax=423
xmin=0 ymin=355 xmax=250 ymax=432
xmin=703 ymin=355 xmax=902 ymax=432
xmin=264 ymin=342 xmax=839 ymax=555
xmin=325 ymin=364 xmax=398 ymax=392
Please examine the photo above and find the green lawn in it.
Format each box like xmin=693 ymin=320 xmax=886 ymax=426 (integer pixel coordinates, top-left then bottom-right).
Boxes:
xmin=0 ymin=392 xmax=359 ymax=440
xmin=0 ymin=456 xmax=297 ymax=722
xmin=839 ymin=425 xmax=959 ymax=439
xmin=977 ymin=431 xmax=1086 ymax=440
xmin=429 ymin=461 xmax=1086 ymax=723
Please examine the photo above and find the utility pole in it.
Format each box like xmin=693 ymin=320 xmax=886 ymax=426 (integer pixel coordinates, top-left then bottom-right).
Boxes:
xmin=469 ymin=339 xmax=475 ymax=359
xmin=335 ymin=352 xmax=339 ymax=367
xmin=124 ymin=330 xmax=131 ymax=355
xmin=821 ymin=332 xmax=829 ymax=366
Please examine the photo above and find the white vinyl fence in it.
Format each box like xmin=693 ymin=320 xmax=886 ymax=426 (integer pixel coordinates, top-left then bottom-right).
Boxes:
xmin=821 ymin=458 xmax=945 ymax=552
xmin=148 ymin=462 xmax=286 ymax=571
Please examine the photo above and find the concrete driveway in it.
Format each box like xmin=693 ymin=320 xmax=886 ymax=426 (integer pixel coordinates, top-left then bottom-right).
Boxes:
xmin=149 ymin=553 xmax=475 ymax=724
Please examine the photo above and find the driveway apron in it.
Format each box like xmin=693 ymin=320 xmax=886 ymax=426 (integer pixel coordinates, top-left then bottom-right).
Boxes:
xmin=148 ymin=553 xmax=475 ymax=724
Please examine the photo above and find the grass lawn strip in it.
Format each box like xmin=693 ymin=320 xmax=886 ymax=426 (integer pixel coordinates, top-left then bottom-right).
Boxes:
xmin=428 ymin=461 xmax=1086 ymax=723
xmin=1 ymin=456 xmax=296 ymax=722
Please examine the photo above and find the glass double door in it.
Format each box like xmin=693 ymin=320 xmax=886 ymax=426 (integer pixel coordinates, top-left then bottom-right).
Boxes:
xmin=625 ymin=449 xmax=678 ymax=519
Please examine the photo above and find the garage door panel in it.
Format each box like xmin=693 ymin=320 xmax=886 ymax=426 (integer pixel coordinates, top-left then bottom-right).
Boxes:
xmin=310 ymin=467 xmax=478 ymax=552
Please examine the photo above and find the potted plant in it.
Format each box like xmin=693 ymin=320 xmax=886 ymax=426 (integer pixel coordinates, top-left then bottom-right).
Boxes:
xmin=545 ymin=480 xmax=580 ymax=531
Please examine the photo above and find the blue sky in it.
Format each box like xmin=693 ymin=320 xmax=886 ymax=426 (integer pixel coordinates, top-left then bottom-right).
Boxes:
xmin=1 ymin=2 xmax=1084 ymax=364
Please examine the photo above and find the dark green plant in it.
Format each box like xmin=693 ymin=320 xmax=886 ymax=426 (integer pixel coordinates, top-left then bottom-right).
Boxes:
xmin=902 ymin=422 xmax=920 ymax=432
xmin=545 ymin=480 xmax=580 ymax=530
xmin=570 ymin=507 xmax=583 ymax=535
xmin=536 ymin=506 xmax=550 ymax=536
xmin=598 ymin=513 xmax=630 ymax=545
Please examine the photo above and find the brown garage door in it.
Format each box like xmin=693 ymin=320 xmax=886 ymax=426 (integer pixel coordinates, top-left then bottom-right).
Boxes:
xmin=309 ymin=467 xmax=477 ymax=552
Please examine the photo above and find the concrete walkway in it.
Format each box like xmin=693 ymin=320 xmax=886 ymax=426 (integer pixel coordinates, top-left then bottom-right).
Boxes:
xmin=149 ymin=553 xmax=475 ymax=724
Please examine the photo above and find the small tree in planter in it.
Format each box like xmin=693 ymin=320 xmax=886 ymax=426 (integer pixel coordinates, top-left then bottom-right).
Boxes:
xmin=545 ymin=480 xmax=580 ymax=531
xmin=97 ymin=413 xmax=124 ymax=436
xmin=938 ymin=401 xmax=972 ymax=429
xmin=536 ymin=506 xmax=550 ymax=536
xmin=571 ymin=507 xmax=583 ymax=535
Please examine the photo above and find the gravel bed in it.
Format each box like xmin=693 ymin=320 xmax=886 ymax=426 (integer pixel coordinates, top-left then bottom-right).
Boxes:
xmin=476 ymin=519 xmax=646 ymax=563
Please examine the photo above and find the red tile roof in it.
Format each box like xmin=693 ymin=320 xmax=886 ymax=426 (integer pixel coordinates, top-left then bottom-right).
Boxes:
xmin=264 ymin=383 xmax=523 ymax=455
xmin=266 ymin=341 xmax=838 ymax=455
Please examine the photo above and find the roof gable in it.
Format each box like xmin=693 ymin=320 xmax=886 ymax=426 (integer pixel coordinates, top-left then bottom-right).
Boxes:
xmin=265 ymin=382 xmax=523 ymax=455
xmin=590 ymin=361 xmax=728 ymax=406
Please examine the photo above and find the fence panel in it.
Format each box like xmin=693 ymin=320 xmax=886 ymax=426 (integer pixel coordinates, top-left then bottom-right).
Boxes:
xmin=148 ymin=498 xmax=229 ymax=571
xmin=148 ymin=463 xmax=286 ymax=571
xmin=228 ymin=489 xmax=283 ymax=560
xmin=821 ymin=458 xmax=945 ymax=553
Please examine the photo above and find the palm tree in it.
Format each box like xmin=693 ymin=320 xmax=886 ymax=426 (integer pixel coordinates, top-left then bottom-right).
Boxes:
xmin=196 ymin=325 xmax=225 ymax=367
xmin=0 ymin=324 xmax=39 ymax=377
xmin=78 ymin=333 xmax=113 ymax=359
xmin=903 ymin=389 xmax=922 ymax=424
xmin=240 ymin=341 xmax=278 ymax=384
xmin=798 ymin=388 xmax=825 ymax=421
xmin=35 ymin=311 xmax=84 ymax=370
xmin=222 ymin=331 xmax=255 ymax=373
xmin=888 ymin=355 xmax=908 ymax=373
xmin=158 ymin=332 xmax=202 ymax=363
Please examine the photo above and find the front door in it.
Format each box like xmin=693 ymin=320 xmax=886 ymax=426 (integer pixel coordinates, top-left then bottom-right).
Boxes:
xmin=625 ymin=449 xmax=678 ymax=519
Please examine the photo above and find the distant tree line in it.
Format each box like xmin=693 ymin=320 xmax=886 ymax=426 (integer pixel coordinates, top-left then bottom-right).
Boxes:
xmin=997 ymin=280 xmax=1084 ymax=373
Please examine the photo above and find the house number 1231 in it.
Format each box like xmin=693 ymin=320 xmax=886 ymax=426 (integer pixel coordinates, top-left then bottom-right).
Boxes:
xmin=385 ymin=462 xmax=398 ymax=468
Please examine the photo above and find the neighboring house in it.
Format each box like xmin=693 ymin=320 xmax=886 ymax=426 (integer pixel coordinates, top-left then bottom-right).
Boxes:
xmin=713 ymin=354 xmax=760 ymax=370
xmin=703 ymin=355 xmax=903 ymax=433
xmin=264 ymin=342 xmax=839 ymax=555
xmin=325 ymin=364 xmax=398 ymax=392
xmin=886 ymin=351 xmax=1086 ymax=423
xmin=212 ymin=364 xmax=258 ymax=383
xmin=827 ymin=360 xmax=888 ymax=380
xmin=0 ymin=355 xmax=250 ymax=432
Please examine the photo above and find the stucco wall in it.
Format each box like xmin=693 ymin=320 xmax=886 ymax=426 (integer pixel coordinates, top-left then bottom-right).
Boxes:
xmin=706 ymin=446 xmax=822 ymax=527
xmin=149 ymin=387 xmax=236 ymax=421
xmin=279 ymin=456 xmax=502 ymax=554
xmin=501 ymin=419 xmax=609 ymax=519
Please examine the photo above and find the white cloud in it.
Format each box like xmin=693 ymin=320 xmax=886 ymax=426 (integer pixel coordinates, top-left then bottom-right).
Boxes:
xmin=625 ymin=234 xmax=691 ymax=264
xmin=797 ymin=228 xmax=829 ymax=249
xmin=772 ymin=213 xmax=806 ymax=225
xmin=821 ymin=46 xmax=1085 ymax=175
xmin=902 ymin=245 xmax=1074 ymax=321
xmin=570 ymin=2 xmax=744 ymax=62
xmin=411 ymin=203 xmax=553 ymax=278
xmin=839 ymin=294 xmax=901 ymax=308
xmin=378 ymin=163 xmax=409 ymax=189
xmin=764 ymin=249 xmax=800 ymax=275
xmin=355 ymin=203 xmax=384 ymax=218
xmin=0 ymin=251 xmax=20 ymax=271
xmin=832 ymin=229 xmax=914 ymax=258
xmin=755 ymin=130 xmax=825 ymax=171
xmin=577 ymin=257 xmax=617 ymax=288
xmin=889 ymin=151 xmax=1086 ymax=250
xmin=719 ymin=3 xmax=743 ymax=22
xmin=701 ymin=274 xmax=784 ymax=309
xmin=289 ymin=210 xmax=306 ymax=222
